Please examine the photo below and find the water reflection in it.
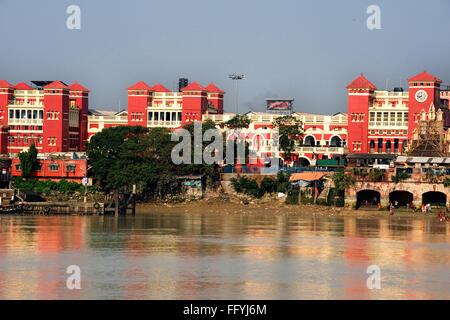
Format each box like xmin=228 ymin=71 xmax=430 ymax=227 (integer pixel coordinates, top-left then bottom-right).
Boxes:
xmin=0 ymin=213 xmax=449 ymax=299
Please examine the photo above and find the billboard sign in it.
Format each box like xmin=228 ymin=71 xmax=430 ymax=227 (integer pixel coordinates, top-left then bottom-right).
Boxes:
xmin=265 ymin=98 xmax=294 ymax=112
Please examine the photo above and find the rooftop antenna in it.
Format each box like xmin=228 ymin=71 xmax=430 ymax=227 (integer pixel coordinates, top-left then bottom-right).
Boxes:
xmin=385 ymin=79 xmax=389 ymax=91
xmin=118 ymin=100 xmax=121 ymax=112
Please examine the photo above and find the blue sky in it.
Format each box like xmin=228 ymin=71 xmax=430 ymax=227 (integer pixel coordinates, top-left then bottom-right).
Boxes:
xmin=1 ymin=0 xmax=450 ymax=114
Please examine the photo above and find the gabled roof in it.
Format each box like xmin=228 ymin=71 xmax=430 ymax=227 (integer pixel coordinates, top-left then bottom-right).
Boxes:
xmin=43 ymin=80 xmax=69 ymax=89
xmin=346 ymin=73 xmax=377 ymax=89
xmin=69 ymin=82 xmax=90 ymax=92
xmin=0 ymin=80 xmax=14 ymax=88
xmin=408 ymin=70 xmax=442 ymax=83
xmin=181 ymin=81 xmax=206 ymax=91
xmin=127 ymin=81 xmax=152 ymax=91
xmin=14 ymin=82 xmax=33 ymax=90
xmin=151 ymin=83 xmax=171 ymax=92
xmin=205 ymin=83 xmax=225 ymax=94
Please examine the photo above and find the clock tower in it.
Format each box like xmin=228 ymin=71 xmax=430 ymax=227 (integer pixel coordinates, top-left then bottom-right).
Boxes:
xmin=407 ymin=71 xmax=442 ymax=139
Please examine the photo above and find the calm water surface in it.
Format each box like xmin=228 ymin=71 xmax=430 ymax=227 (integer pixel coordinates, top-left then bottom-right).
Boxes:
xmin=0 ymin=212 xmax=449 ymax=299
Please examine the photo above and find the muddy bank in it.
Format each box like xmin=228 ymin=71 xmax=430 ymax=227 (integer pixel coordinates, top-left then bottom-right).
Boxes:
xmin=136 ymin=197 xmax=440 ymax=219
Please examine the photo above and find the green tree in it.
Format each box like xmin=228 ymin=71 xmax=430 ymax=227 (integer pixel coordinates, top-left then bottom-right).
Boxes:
xmin=332 ymin=169 xmax=355 ymax=192
xmin=18 ymin=143 xmax=38 ymax=178
xmin=87 ymin=125 xmax=152 ymax=193
xmin=180 ymin=120 xmax=221 ymax=186
xmin=273 ymin=115 xmax=303 ymax=162
xmin=224 ymin=114 xmax=251 ymax=129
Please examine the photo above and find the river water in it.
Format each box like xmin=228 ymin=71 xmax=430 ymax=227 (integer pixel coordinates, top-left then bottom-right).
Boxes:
xmin=0 ymin=212 xmax=449 ymax=299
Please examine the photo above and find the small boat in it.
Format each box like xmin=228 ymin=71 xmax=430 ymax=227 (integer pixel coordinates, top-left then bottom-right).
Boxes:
xmin=0 ymin=204 xmax=24 ymax=215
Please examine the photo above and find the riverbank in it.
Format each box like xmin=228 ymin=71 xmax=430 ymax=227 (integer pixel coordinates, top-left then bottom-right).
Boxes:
xmin=136 ymin=197 xmax=443 ymax=219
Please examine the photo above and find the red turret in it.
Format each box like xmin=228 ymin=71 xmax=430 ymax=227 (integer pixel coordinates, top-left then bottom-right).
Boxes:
xmin=181 ymin=82 xmax=208 ymax=125
xmin=127 ymin=81 xmax=152 ymax=127
xmin=43 ymin=81 xmax=70 ymax=152
xmin=69 ymin=82 xmax=90 ymax=151
xmin=346 ymin=74 xmax=377 ymax=153
xmin=205 ymin=83 xmax=225 ymax=114
xmin=407 ymin=71 xmax=442 ymax=139
xmin=0 ymin=80 xmax=14 ymax=126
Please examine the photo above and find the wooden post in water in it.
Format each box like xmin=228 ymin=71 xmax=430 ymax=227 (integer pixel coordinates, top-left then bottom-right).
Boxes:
xmin=114 ymin=190 xmax=119 ymax=217
xmin=132 ymin=184 xmax=136 ymax=216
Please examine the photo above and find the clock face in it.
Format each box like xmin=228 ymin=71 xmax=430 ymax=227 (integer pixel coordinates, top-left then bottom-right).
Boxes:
xmin=415 ymin=90 xmax=427 ymax=102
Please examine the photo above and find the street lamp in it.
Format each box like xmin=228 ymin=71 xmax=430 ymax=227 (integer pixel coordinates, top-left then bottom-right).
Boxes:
xmin=229 ymin=73 xmax=245 ymax=115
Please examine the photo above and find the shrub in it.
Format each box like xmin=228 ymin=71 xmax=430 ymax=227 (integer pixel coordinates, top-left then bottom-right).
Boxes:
xmin=391 ymin=172 xmax=411 ymax=184
xmin=260 ymin=177 xmax=276 ymax=194
xmin=368 ymin=169 xmax=385 ymax=181
xmin=443 ymin=177 xmax=450 ymax=187
xmin=285 ymin=190 xmax=299 ymax=204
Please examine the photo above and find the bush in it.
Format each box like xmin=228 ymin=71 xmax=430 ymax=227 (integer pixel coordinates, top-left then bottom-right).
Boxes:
xmin=276 ymin=171 xmax=290 ymax=193
xmin=260 ymin=177 xmax=276 ymax=194
xmin=12 ymin=177 xmax=87 ymax=195
xmin=285 ymin=190 xmax=299 ymax=204
xmin=231 ymin=172 xmax=291 ymax=198
xmin=391 ymin=172 xmax=411 ymax=184
xmin=368 ymin=169 xmax=385 ymax=181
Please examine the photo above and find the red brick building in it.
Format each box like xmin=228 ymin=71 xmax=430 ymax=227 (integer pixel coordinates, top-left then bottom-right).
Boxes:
xmin=0 ymin=80 xmax=89 ymax=154
xmin=11 ymin=157 xmax=87 ymax=183
xmin=127 ymin=80 xmax=224 ymax=129
xmin=346 ymin=71 xmax=450 ymax=154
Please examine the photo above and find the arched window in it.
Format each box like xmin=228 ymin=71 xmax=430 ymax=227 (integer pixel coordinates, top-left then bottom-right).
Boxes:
xmin=37 ymin=136 xmax=43 ymax=144
xmin=304 ymin=136 xmax=316 ymax=147
xmin=370 ymin=140 xmax=375 ymax=149
xmin=386 ymin=140 xmax=392 ymax=153
xmin=8 ymin=136 xmax=14 ymax=143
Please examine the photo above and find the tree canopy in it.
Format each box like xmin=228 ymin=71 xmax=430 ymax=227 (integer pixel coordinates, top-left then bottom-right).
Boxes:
xmin=18 ymin=143 xmax=38 ymax=178
xmin=224 ymin=114 xmax=251 ymax=129
xmin=273 ymin=115 xmax=304 ymax=161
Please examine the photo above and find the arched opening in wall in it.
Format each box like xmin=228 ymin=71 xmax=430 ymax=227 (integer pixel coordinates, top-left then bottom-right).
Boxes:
xmin=304 ymin=136 xmax=316 ymax=147
xmin=330 ymin=136 xmax=342 ymax=147
xmin=369 ymin=140 xmax=375 ymax=152
xmin=422 ymin=191 xmax=446 ymax=206
xmin=294 ymin=157 xmax=310 ymax=167
xmin=356 ymin=190 xmax=381 ymax=209
xmin=389 ymin=191 xmax=413 ymax=207
xmin=386 ymin=140 xmax=392 ymax=153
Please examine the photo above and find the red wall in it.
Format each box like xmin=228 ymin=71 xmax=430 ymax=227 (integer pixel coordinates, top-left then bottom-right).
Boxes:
xmin=407 ymin=81 xmax=440 ymax=139
xmin=43 ymin=89 xmax=70 ymax=152
xmin=11 ymin=158 xmax=87 ymax=182
xmin=347 ymin=89 xmax=372 ymax=153
xmin=127 ymin=90 xmax=151 ymax=126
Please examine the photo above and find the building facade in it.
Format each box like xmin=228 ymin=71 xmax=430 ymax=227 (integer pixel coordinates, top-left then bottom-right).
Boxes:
xmin=0 ymin=80 xmax=89 ymax=155
xmin=346 ymin=71 xmax=450 ymax=155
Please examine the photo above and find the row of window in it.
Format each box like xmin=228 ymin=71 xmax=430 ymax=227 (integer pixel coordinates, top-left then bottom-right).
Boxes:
xmin=369 ymin=139 xmax=407 ymax=151
xmin=350 ymin=113 xmax=364 ymax=122
xmin=9 ymin=109 xmax=44 ymax=120
xmin=47 ymin=111 xmax=60 ymax=120
xmin=130 ymin=113 xmax=144 ymax=121
xmin=9 ymin=135 xmax=43 ymax=144
xmin=148 ymin=111 xmax=182 ymax=122
xmin=10 ymin=125 xmax=43 ymax=130
xmin=369 ymin=111 xmax=408 ymax=123
xmin=370 ymin=129 xmax=407 ymax=135
xmin=15 ymin=163 xmax=76 ymax=172
xmin=48 ymin=137 xmax=58 ymax=146
xmin=352 ymin=142 xmax=362 ymax=151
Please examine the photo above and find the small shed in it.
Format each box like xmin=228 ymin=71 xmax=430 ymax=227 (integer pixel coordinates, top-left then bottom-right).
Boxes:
xmin=176 ymin=175 xmax=204 ymax=200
